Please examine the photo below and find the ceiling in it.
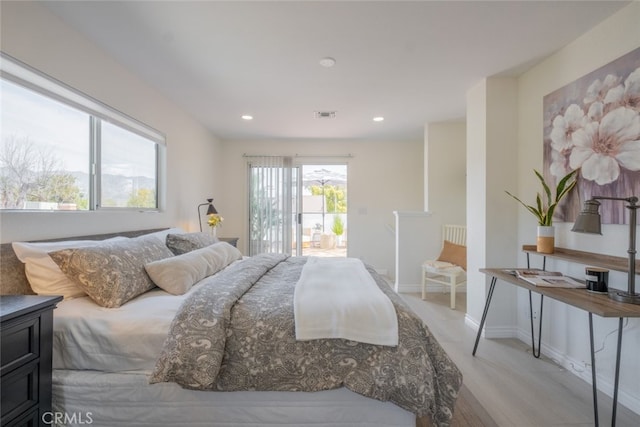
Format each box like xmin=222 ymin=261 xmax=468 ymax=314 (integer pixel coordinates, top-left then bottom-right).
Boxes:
xmin=44 ymin=1 xmax=629 ymax=142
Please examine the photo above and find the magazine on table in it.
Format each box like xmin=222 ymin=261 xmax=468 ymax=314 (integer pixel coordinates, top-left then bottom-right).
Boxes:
xmin=505 ymin=269 xmax=586 ymax=288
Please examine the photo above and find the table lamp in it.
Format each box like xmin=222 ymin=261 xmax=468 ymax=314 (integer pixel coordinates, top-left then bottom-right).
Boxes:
xmin=571 ymin=196 xmax=639 ymax=304
xmin=197 ymin=198 xmax=218 ymax=232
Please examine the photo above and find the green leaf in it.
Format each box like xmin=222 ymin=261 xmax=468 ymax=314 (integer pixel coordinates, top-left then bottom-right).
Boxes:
xmin=505 ymin=169 xmax=578 ymax=226
xmin=535 ymin=170 xmax=552 ymax=207
xmin=505 ymin=190 xmax=543 ymax=223
xmin=555 ymin=169 xmax=577 ymax=202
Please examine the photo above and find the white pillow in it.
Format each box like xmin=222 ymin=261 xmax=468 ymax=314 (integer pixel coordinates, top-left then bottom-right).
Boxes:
xmin=24 ymin=257 xmax=87 ymax=299
xmin=12 ymin=237 xmax=127 ymax=299
xmin=12 ymin=239 xmax=120 ymax=262
xmin=145 ymin=242 xmax=243 ymax=295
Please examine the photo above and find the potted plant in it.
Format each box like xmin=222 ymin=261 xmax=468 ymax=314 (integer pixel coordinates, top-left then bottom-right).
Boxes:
xmin=505 ymin=169 xmax=577 ymax=254
xmin=331 ymin=216 xmax=345 ymax=247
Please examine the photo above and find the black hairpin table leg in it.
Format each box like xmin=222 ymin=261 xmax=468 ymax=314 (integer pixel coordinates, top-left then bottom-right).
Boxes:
xmin=473 ymin=276 xmax=497 ymax=356
xmin=588 ymin=314 xmax=623 ymax=427
xmin=611 ymin=317 xmax=623 ymax=427
xmin=588 ymin=313 xmax=600 ymax=427
xmin=529 ymin=291 xmax=544 ymax=358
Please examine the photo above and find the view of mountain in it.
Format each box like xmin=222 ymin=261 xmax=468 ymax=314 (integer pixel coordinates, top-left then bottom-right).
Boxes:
xmin=71 ymin=171 xmax=155 ymax=207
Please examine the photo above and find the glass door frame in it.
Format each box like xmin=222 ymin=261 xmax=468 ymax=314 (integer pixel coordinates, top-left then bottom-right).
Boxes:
xmin=293 ymin=162 xmax=347 ymax=257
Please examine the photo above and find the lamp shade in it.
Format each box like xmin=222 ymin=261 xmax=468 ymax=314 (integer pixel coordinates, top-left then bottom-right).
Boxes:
xmin=197 ymin=198 xmax=218 ymax=231
xmin=571 ymin=199 xmax=602 ymax=235
xmin=206 ymin=200 xmax=218 ymax=215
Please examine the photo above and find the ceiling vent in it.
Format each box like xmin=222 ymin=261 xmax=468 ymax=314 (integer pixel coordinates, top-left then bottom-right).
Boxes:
xmin=314 ymin=111 xmax=336 ymax=119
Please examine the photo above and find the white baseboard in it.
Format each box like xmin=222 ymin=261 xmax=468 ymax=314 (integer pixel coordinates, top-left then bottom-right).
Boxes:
xmin=432 ymin=298 xmax=639 ymax=416
xmin=396 ymin=283 xmax=467 ymax=294
xmin=466 ymin=317 xmax=517 ymax=339
xmin=464 ymin=314 xmax=479 ymax=331
xmin=469 ymin=321 xmax=639 ymax=416
xmin=396 ymin=283 xmax=421 ymax=293
xmin=515 ymin=328 xmax=640 ymax=416
xmin=424 ymin=284 xmax=467 ymax=293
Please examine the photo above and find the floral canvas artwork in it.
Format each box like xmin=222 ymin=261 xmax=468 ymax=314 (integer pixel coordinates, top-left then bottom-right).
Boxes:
xmin=543 ymin=46 xmax=640 ymax=224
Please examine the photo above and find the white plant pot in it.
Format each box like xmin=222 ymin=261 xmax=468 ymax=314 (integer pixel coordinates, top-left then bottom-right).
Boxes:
xmin=537 ymin=225 xmax=555 ymax=254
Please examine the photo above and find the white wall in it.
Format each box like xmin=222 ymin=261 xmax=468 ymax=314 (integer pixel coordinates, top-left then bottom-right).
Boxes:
xmin=465 ymin=77 xmax=519 ymax=334
xmin=515 ymin=2 xmax=640 ymax=413
xmin=394 ymin=210 xmax=436 ymax=292
xmin=0 ymin=2 xmax=222 ymax=242
xmin=425 ymin=120 xmax=466 ymax=225
xmin=465 ymin=81 xmax=489 ymax=326
xmin=407 ymin=120 xmax=466 ymax=293
xmin=218 ymin=139 xmax=423 ymax=277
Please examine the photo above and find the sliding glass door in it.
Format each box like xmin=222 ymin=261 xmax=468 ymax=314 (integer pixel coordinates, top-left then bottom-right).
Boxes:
xmin=297 ymin=164 xmax=347 ymax=257
xmin=247 ymin=157 xmax=347 ymax=257
xmin=247 ymin=156 xmax=296 ymax=255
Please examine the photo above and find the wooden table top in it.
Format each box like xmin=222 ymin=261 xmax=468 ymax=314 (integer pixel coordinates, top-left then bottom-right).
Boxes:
xmin=481 ymin=268 xmax=640 ymax=318
xmin=521 ymin=245 xmax=639 ymax=273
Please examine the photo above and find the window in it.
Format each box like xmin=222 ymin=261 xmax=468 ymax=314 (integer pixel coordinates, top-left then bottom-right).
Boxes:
xmin=100 ymin=121 xmax=158 ymax=208
xmin=0 ymin=52 xmax=164 ymax=211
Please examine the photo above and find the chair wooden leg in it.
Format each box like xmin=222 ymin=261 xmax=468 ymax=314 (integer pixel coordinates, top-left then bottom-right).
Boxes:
xmin=450 ymin=275 xmax=456 ymax=309
xmin=421 ymin=269 xmax=426 ymax=300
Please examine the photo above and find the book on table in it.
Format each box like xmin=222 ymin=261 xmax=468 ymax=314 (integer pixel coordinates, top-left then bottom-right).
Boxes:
xmin=506 ymin=269 xmax=586 ymax=288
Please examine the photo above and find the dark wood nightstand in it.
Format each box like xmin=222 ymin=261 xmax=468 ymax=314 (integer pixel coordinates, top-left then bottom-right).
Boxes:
xmin=219 ymin=237 xmax=239 ymax=248
xmin=1 ymin=295 xmax=63 ymax=427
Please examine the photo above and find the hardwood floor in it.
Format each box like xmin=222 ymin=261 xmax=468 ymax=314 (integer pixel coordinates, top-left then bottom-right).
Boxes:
xmin=451 ymin=384 xmax=498 ymax=427
xmin=401 ymin=292 xmax=640 ymax=427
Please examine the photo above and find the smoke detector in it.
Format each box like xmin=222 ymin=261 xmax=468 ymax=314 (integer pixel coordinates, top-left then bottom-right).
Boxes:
xmin=314 ymin=111 xmax=336 ymax=119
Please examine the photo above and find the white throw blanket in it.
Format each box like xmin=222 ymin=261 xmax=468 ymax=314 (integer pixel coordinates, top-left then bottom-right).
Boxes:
xmin=294 ymin=257 xmax=398 ymax=346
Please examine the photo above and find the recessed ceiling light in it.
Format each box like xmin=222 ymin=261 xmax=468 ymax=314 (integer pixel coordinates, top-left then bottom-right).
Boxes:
xmin=373 ymin=116 xmax=384 ymax=122
xmin=319 ymin=57 xmax=336 ymax=68
xmin=241 ymin=115 xmax=253 ymax=120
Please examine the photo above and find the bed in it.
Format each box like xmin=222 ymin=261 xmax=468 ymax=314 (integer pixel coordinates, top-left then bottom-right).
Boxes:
xmin=0 ymin=228 xmax=462 ymax=427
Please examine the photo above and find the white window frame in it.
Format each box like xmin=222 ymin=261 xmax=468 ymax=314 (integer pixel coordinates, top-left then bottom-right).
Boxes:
xmin=0 ymin=52 xmax=166 ymax=211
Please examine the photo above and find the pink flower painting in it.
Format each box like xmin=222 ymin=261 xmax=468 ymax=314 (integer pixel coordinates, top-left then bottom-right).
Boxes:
xmin=543 ymin=47 xmax=640 ymax=224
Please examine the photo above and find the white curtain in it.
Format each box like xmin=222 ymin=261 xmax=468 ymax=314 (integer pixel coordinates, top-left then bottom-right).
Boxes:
xmin=246 ymin=156 xmax=293 ymax=255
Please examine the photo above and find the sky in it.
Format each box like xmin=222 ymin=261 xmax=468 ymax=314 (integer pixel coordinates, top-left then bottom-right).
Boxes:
xmin=1 ymin=79 xmax=155 ymax=178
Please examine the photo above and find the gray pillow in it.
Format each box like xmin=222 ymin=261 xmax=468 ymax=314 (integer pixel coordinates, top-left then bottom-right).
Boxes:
xmin=50 ymin=234 xmax=175 ymax=308
xmin=166 ymin=232 xmax=219 ymax=255
xmin=145 ymin=242 xmax=242 ymax=295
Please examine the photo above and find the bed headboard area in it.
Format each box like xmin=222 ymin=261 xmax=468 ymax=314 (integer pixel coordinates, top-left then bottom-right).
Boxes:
xmin=0 ymin=228 xmax=168 ymax=295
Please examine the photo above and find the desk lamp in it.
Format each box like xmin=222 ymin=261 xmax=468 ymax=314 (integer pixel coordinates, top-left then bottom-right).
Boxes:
xmin=572 ymin=196 xmax=639 ymax=304
xmin=197 ymin=198 xmax=218 ymax=232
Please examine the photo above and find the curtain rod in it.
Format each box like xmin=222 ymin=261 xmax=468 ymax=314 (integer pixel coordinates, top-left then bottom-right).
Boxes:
xmin=242 ymin=153 xmax=353 ymax=158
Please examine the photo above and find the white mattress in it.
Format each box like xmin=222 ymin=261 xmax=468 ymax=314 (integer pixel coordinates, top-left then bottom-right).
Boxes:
xmin=52 ymin=370 xmax=415 ymax=427
xmin=53 ymin=257 xmax=247 ymax=373
xmin=53 ymin=287 xmax=191 ymax=372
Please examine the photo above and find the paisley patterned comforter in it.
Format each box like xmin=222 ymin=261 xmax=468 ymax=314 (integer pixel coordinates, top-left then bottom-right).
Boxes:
xmin=150 ymin=254 xmax=463 ymax=426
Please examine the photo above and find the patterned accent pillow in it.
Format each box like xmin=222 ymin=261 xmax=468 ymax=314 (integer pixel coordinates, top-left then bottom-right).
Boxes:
xmin=12 ymin=236 xmax=128 ymax=299
xmin=49 ymin=234 xmax=175 ymax=308
xmin=166 ymin=232 xmax=219 ymax=255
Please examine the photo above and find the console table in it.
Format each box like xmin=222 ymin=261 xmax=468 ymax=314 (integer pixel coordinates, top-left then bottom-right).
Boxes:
xmin=473 ymin=246 xmax=640 ymax=427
